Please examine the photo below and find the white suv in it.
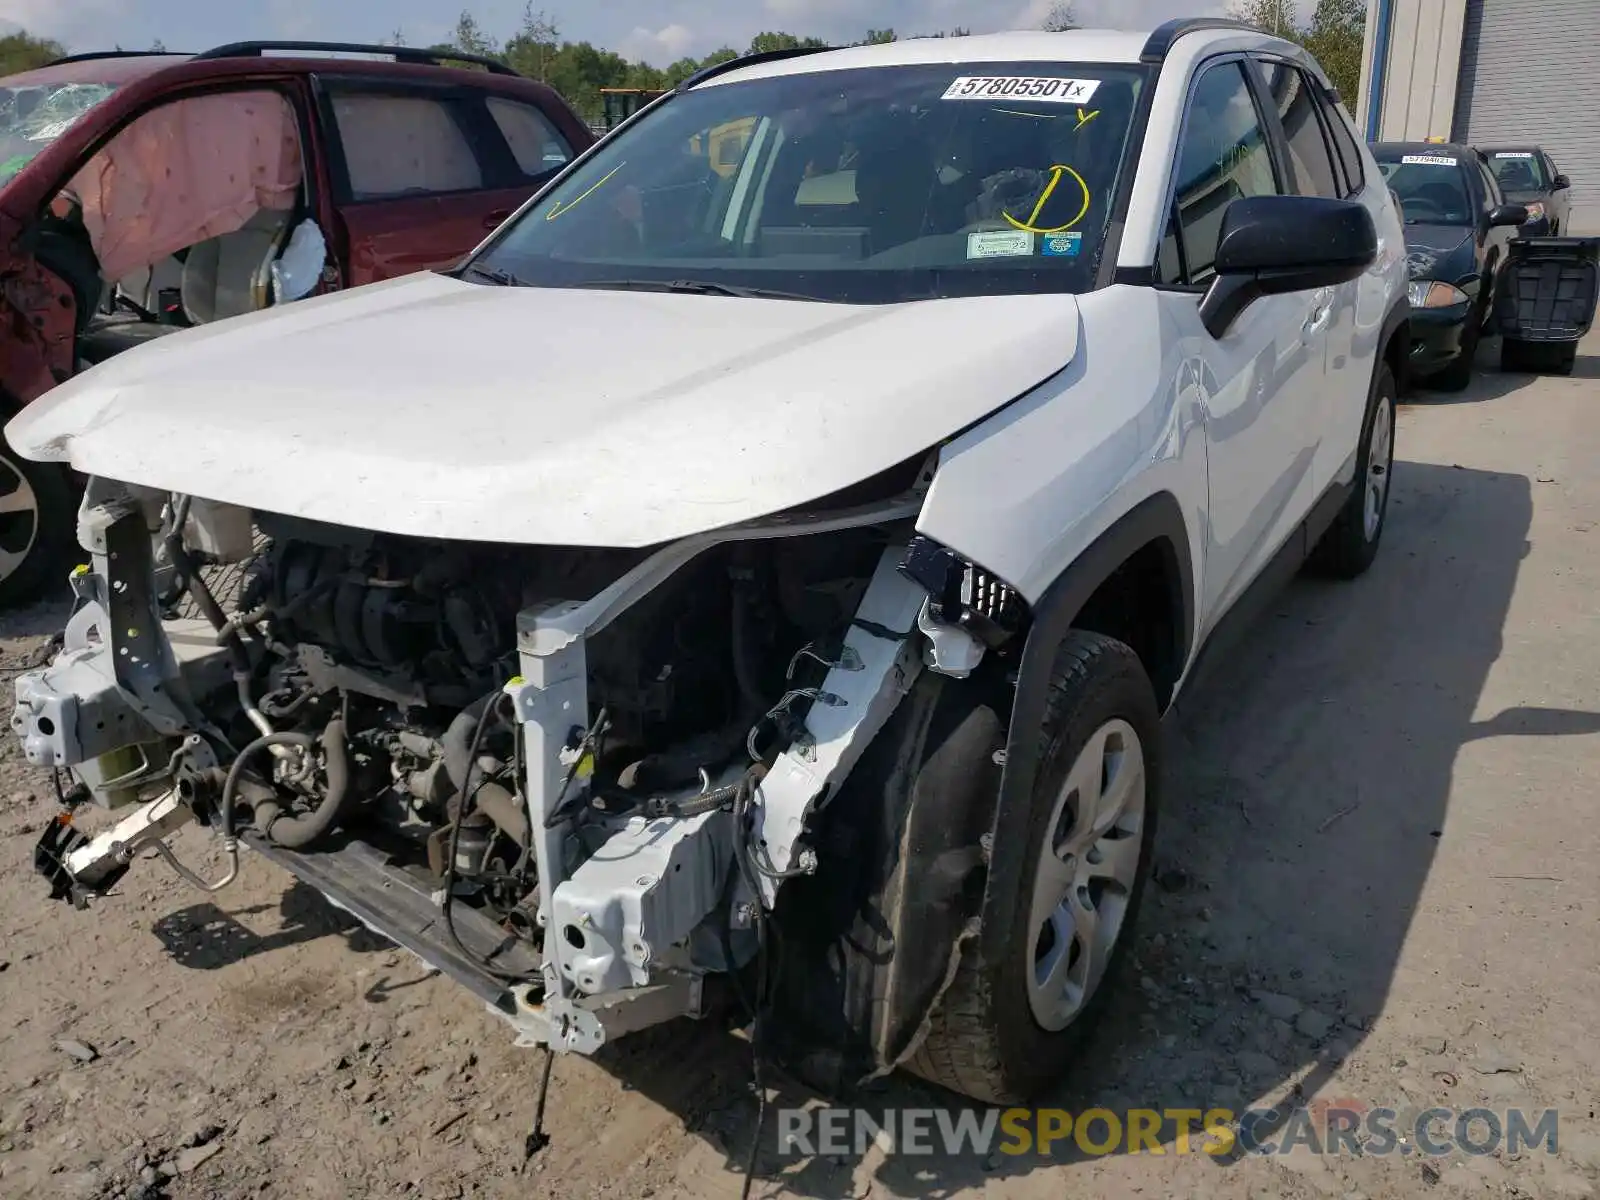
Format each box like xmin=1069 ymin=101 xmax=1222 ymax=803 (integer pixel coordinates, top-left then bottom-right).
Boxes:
xmin=9 ymin=20 xmax=1407 ymax=1109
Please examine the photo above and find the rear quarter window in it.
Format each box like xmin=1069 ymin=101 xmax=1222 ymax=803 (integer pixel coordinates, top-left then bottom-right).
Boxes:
xmin=485 ymin=96 xmax=572 ymax=179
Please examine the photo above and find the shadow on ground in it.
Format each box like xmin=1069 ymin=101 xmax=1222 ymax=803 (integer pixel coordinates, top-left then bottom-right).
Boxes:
xmin=534 ymin=458 xmax=1570 ymax=1198
xmin=151 ymin=878 xmax=391 ymax=970
xmin=1407 ymin=342 xmax=1597 ymax=404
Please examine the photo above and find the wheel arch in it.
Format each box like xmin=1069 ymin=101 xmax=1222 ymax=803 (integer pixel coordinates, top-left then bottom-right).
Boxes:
xmin=978 ymin=490 xmax=1193 ymax=967
xmin=1379 ymin=294 xmax=1410 ymax=395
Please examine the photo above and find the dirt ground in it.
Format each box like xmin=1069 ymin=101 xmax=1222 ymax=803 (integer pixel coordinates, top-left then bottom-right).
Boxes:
xmin=2 ymin=334 xmax=1600 ymax=1200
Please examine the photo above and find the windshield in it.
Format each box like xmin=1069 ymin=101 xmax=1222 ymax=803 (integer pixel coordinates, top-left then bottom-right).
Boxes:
xmin=468 ymin=62 xmax=1147 ymax=304
xmin=1374 ymin=153 xmax=1472 ymax=224
xmin=0 ymin=79 xmax=118 ymax=187
xmin=1487 ymin=150 xmax=1548 ymax=192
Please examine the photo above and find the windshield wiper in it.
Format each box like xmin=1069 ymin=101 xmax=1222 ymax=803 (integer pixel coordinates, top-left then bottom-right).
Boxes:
xmin=573 ymin=278 xmax=823 ymax=301
xmin=460 ymin=263 xmax=528 ymax=286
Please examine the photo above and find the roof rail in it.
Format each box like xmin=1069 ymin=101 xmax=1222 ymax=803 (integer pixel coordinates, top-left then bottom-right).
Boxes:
xmin=1140 ymin=17 xmax=1257 ymax=62
xmin=677 ymin=45 xmax=836 ymax=92
xmin=46 ymin=50 xmax=189 ymax=67
xmin=192 ymin=40 xmax=522 ymax=77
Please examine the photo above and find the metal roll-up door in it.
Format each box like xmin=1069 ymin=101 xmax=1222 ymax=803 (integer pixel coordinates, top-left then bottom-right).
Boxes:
xmin=1452 ymin=0 xmax=1600 ymax=232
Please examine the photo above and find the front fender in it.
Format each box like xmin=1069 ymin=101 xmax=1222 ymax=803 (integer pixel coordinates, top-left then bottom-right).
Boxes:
xmin=977 ymin=490 xmax=1193 ymax=967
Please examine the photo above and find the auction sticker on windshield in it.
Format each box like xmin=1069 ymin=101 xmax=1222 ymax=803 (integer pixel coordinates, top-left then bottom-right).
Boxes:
xmin=1494 ymin=151 xmax=1534 ymax=158
xmin=968 ymin=230 xmax=1035 ymax=259
xmin=1401 ymin=155 xmax=1456 ymax=166
xmin=943 ymin=76 xmax=1101 ymax=104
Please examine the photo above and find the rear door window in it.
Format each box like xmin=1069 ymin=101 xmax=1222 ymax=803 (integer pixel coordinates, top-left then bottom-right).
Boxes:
xmin=325 ymin=88 xmax=483 ymax=200
xmin=1256 ymin=61 xmax=1341 ymax=200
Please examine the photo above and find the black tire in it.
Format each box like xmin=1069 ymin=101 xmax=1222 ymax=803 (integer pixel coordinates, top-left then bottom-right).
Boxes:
xmin=0 ymin=428 xmax=78 ymax=608
xmin=1430 ymin=317 xmax=1480 ymax=392
xmin=1309 ymin=361 xmax=1396 ymax=580
xmin=906 ymin=632 xmax=1161 ymax=1104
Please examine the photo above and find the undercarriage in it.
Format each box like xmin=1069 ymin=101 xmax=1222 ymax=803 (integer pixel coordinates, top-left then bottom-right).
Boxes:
xmin=13 ymin=470 xmax=1027 ymax=1075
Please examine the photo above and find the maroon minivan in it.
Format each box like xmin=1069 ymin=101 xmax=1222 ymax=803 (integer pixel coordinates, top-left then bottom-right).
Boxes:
xmin=0 ymin=41 xmax=594 ymax=603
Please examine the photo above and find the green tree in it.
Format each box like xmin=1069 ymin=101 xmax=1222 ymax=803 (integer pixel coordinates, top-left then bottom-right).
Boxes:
xmin=150 ymin=39 xmax=167 ymax=52
xmin=0 ymin=30 xmax=64 ymax=74
xmin=748 ymin=32 xmax=826 ymax=55
xmin=1302 ymin=0 xmax=1367 ymax=103
xmin=861 ymin=29 xmax=898 ymax=44
xmin=504 ymin=4 xmax=560 ymax=81
xmin=451 ymin=10 xmax=499 ymax=56
xmin=1041 ymin=2 xmax=1078 ymax=32
xmin=1228 ymin=0 xmax=1299 ymax=36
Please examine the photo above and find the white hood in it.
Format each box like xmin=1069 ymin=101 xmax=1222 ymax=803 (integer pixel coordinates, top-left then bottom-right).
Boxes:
xmin=8 ymin=272 xmax=1081 ymax=547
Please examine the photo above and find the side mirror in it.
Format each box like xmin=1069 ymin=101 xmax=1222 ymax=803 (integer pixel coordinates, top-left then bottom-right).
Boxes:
xmin=1199 ymin=195 xmax=1377 ymax=339
xmin=1553 ymin=173 xmax=1571 ymax=190
xmin=1489 ymin=203 xmax=1529 ymax=228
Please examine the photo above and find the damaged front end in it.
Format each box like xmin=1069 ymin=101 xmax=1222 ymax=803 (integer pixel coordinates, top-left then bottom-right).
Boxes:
xmin=12 ymin=469 xmax=1027 ymax=1081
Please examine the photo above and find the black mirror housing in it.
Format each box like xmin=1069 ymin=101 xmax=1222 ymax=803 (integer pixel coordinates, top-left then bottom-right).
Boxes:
xmin=1489 ymin=203 xmax=1529 ymax=228
xmin=1199 ymin=195 xmax=1378 ymax=338
xmin=1553 ymin=174 xmax=1571 ymax=190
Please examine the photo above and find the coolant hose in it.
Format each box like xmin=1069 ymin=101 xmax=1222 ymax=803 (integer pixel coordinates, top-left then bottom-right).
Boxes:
xmin=219 ymin=729 xmax=316 ymax=841
xmin=443 ymin=691 xmax=497 ymax=796
xmin=252 ymin=719 xmax=353 ymax=849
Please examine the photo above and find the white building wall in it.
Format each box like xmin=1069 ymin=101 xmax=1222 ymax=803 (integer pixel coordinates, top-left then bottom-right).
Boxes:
xmin=1357 ymin=0 xmax=1469 ymax=141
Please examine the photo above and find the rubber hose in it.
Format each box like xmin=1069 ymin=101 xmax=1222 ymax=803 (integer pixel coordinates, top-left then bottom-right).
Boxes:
xmin=256 ymin=719 xmax=352 ymax=850
xmin=443 ymin=691 xmax=497 ymax=795
xmin=471 ymin=780 xmax=530 ymax=846
xmin=219 ymin=729 xmax=316 ymax=840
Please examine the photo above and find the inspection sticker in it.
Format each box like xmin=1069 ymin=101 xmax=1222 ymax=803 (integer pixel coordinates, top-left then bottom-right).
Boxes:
xmin=1040 ymin=232 xmax=1083 ymax=257
xmin=968 ymin=230 xmax=1035 ymax=259
xmin=1401 ymin=154 xmax=1456 ymax=166
xmin=943 ymin=76 xmax=1101 ymax=104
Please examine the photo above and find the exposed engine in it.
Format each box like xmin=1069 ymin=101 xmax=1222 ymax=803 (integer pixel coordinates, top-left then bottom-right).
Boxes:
xmin=182 ymin=510 xmax=889 ymax=947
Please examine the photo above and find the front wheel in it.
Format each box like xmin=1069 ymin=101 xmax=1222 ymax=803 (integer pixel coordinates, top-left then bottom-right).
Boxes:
xmin=0 ymin=431 xmax=77 ymax=608
xmin=908 ymin=631 xmax=1160 ymax=1103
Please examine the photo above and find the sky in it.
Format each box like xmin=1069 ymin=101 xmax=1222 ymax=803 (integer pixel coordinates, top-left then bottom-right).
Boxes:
xmin=0 ymin=0 xmax=1296 ymax=67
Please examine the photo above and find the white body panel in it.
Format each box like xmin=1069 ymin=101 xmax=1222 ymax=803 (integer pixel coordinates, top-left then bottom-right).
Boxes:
xmin=6 ymin=271 xmax=1080 ymax=548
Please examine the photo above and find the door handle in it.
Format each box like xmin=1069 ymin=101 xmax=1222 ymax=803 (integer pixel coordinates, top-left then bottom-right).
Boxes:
xmin=483 ymin=208 xmax=514 ymax=230
xmin=1302 ymin=288 xmax=1334 ymax=338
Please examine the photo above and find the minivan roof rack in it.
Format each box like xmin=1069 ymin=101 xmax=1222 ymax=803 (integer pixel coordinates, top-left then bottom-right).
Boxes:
xmin=192 ymin=40 xmax=522 ymax=76
xmin=45 ymin=50 xmax=189 ymax=67
xmin=1140 ymin=17 xmax=1257 ymax=62
xmin=677 ymin=45 xmax=836 ymax=92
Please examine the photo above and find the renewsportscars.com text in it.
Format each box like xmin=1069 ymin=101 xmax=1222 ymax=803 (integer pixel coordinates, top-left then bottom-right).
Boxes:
xmin=777 ymin=1106 xmax=1560 ymax=1159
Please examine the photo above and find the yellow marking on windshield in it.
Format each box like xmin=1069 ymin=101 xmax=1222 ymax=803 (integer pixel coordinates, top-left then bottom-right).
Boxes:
xmin=1074 ymin=108 xmax=1100 ymax=131
xmin=1002 ymin=164 xmax=1092 ymax=234
xmin=545 ymin=163 xmax=626 ymax=221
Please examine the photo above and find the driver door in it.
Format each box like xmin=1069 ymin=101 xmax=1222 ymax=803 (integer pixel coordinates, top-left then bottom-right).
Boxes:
xmin=1156 ymin=58 xmax=1330 ymax=636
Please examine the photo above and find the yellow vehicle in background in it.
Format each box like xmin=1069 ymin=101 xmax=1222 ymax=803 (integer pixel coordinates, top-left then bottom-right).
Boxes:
xmin=691 ymin=117 xmax=758 ymax=177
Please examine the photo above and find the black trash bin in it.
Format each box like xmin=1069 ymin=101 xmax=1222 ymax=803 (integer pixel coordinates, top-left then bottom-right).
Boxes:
xmin=1492 ymin=235 xmax=1600 ymax=375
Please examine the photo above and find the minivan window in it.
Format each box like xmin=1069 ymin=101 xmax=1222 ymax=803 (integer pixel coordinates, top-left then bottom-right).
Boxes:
xmin=467 ymin=62 xmax=1148 ymax=304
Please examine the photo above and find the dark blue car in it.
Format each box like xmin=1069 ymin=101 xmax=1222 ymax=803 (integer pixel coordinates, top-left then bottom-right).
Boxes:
xmin=1372 ymin=141 xmax=1528 ymax=391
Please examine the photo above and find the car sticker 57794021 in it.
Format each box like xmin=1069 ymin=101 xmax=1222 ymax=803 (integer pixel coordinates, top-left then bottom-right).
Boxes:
xmin=1400 ymin=155 xmax=1456 ymax=167
xmin=942 ymin=76 xmax=1101 ymax=104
